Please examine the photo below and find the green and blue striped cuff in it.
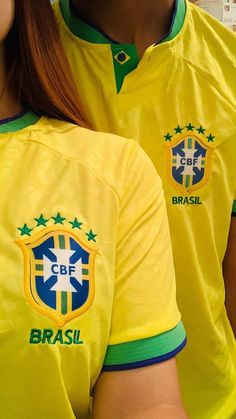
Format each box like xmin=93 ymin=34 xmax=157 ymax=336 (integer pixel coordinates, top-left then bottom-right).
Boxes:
xmin=232 ymin=201 xmax=236 ymax=217
xmin=103 ymin=321 xmax=186 ymax=371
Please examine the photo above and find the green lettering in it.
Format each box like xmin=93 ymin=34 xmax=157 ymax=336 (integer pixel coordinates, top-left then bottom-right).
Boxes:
xmin=53 ymin=329 xmax=63 ymax=345
xmin=29 ymin=329 xmax=42 ymax=344
xmin=172 ymin=195 xmax=203 ymax=205
xmin=64 ymin=329 xmax=73 ymax=345
xmin=74 ymin=330 xmax=83 ymax=345
xmin=42 ymin=329 xmax=54 ymax=344
xmin=30 ymin=328 xmax=84 ymax=345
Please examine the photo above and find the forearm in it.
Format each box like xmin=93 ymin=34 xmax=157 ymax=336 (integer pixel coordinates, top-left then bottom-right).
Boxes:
xmin=93 ymin=403 xmax=187 ymax=419
xmin=123 ymin=404 xmax=187 ymax=419
xmin=93 ymin=360 xmax=188 ymax=419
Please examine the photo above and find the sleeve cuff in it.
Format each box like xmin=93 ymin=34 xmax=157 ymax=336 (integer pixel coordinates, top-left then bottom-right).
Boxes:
xmin=103 ymin=321 xmax=186 ymax=371
xmin=232 ymin=201 xmax=236 ymax=217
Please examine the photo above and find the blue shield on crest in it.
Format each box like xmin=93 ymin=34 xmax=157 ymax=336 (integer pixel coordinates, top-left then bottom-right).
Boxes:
xmin=166 ymin=135 xmax=212 ymax=194
xmin=18 ymin=228 xmax=97 ymax=326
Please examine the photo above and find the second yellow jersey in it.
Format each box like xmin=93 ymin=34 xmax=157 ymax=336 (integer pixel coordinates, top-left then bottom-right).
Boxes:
xmin=53 ymin=0 xmax=236 ymax=417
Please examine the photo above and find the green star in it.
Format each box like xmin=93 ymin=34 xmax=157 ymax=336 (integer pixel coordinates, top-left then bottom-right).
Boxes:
xmin=69 ymin=218 xmax=83 ymax=230
xmin=174 ymin=125 xmax=183 ymax=134
xmin=207 ymin=134 xmax=215 ymax=142
xmin=186 ymin=123 xmax=194 ymax=131
xmin=34 ymin=214 xmax=49 ymax=227
xmin=164 ymin=133 xmax=172 ymax=141
xmin=52 ymin=213 xmax=66 ymax=225
xmin=197 ymin=125 xmax=206 ymax=135
xmin=18 ymin=223 xmax=33 ymax=237
xmin=86 ymin=230 xmax=97 ymax=242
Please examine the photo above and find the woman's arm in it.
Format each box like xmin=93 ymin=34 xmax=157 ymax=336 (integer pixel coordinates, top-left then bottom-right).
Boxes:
xmin=92 ymin=142 xmax=187 ymax=417
xmin=93 ymin=358 xmax=187 ymax=418
xmin=224 ymin=217 xmax=236 ymax=337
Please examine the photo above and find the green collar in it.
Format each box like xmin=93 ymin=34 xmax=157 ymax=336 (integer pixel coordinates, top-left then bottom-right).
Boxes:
xmin=0 ymin=111 xmax=40 ymax=134
xmin=60 ymin=0 xmax=186 ymax=92
xmin=60 ymin=0 xmax=186 ymax=45
xmin=161 ymin=0 xmax=186 ymax=43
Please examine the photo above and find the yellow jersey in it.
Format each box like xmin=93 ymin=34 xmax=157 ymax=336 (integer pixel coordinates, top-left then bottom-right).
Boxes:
xmin=53 ymin=0 xmax=236 ymax=417
xmin=0 ymin=112 xmax=185 ymax=419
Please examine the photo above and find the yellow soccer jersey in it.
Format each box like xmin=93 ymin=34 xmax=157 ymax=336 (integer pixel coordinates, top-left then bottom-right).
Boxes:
xmin=0 ymin=112 xmax=186 ymax=419
xmin=53 ymin=0 xmax=236 ymax=417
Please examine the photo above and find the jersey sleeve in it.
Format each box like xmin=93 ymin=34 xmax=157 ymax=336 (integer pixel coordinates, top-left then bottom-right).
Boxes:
xmin=103 ymin=144 xmax=186 ymax=371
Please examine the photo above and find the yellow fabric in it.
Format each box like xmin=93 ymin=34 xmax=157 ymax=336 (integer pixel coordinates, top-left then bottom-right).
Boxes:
xmin=54 ymin=1 xmax=236 ymax=417
xmin=0 ymin=117 xmax=182 ymax=419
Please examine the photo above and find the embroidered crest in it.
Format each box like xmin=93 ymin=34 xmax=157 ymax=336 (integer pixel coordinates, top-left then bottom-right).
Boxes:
xmin=17 ymin=215 xmax=97 ymax=326
xmin=164 ymin=124 xmax=215 ymax=194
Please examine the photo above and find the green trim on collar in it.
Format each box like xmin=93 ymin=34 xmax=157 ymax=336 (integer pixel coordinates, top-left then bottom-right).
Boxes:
xmin=60 ymin=0 xmax=139 ymax=92
xmin=60 ymin=0 xmax=186 ymax=92
xmin=0 ymin=111 xmax=40 ymax=134
xmin=161 ymin=0 xmax=186 ymax=43
xmin=60 ymin=0 xmax=186 ymax=45
xmin=111 ymin=45 xmax=139 ymax=92
xmin=60 ymin=0 xmax=108 ymax=43
xmin=232 ymin=201 xmax=236 ymax=215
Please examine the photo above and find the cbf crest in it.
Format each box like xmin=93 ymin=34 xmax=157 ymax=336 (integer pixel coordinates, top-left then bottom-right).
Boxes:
xmin=17 ymin=214 xmax=97 ymax=326
xmin=164 ymin=124 xmax=215 ymax=194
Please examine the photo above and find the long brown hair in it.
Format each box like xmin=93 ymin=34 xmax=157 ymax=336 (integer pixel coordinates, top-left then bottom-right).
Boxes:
xmin=5 ymin=0 xmax=87 ymax=127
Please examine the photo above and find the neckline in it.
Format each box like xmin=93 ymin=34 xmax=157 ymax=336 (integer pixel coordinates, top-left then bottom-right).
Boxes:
xmin=60 ymin=0 xmax=186 ymax=46
xmin=0 ymin=111 xmax=40 ymax=134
